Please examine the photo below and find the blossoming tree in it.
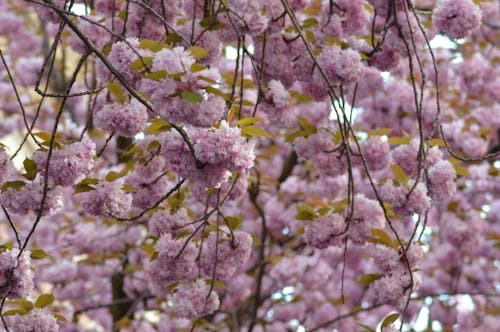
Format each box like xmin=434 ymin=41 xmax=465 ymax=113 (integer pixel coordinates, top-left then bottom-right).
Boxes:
xmin=0 ymin=0 xmax=499 ymax=331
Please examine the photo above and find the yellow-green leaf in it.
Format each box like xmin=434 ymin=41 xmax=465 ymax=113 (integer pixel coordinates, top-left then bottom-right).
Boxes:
xmin=390 ymin=164 xmax=406 ymax=183
xmin=139 ymin=39 xmax=167 ymax=52
xmin=30 ymin=249 xmax=49 ymax=260
xmin=454 ymin=165 xmax=470 ymax=177
xmin=188 ymin=46 xmax=209 ymax=60
xmin=234 ymin=117 xmax=263 ymax=126
xmin=181 ymin=91 xmax=203 ymax=104
xmin=241 ymin=125 xmax=271 ymax=138
xmin=357 ymin=273 xmax=382 ymax=285
xmin=35 ymin=294 xmax=55 ymax=309
xmin=107 ymin=81 xmax=126 ymax=104
xmin=381 ymin=313 xmax=399 ymax=329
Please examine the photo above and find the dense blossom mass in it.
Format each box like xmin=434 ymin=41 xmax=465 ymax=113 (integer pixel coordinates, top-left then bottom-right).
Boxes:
xmin=0 ymin=0 xmax=498 ymax=331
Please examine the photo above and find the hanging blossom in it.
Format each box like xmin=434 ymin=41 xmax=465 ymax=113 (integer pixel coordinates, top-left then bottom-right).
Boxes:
xmin=33 ymin=136 xmax=96 ymax=187
xmin=160 ymin=121 xmax=255 ymax=188
xmin=172 ymin=279 xmax=220 ymax=319
xmin=433 ymin=0 xmax=482 ymax=39
xmin=0 ymin=249 xmax=33 ymax=299
xmin=9 ymin=308 xmax=59 ymax=332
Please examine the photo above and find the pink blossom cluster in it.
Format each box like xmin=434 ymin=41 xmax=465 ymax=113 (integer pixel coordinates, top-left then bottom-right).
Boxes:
xmin=33 ymin=137 xmax=96 ymax=187
xmin=94 ymin=98 xmax=148 ymax=138
xmin=140 ymin=46 xmax=226 ymax=127
xmin=433 ymin=0 xmax=482 ymax=39
xmin=295 ymin=130 xmax=347 ymax=178
xmin=10 ymin=308 xmax=59 ymax=332
xmin=172 ymin=279 xmax=220 ymax=319
xmin=80 ymin=180 xmax=132 ymax=218
xmin=147 ymin=234 xmax=197 ymax=297
xmin=0 ymin=249 xmax=33 ymax=299
xmin=201 ymin=230 xmax=253 ymax=280
xmin=1 ymin=177 xmax=64 ymax=216
xmin=371 ymin=243 xmax=423 ymax=308
xmin=161 ymin=121 xmax=255 ymax=188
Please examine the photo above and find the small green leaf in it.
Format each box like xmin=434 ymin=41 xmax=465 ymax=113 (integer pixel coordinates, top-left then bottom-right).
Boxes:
xmin=369 ymin=229 xmax=393 ymax=247
xmin=1 ymin=180 xmax=26 ymax=192
xmin=130 ymin=57 xmax=153 ymax=70
xmin=357 ymin=323 xmax=376 ymax=332
xmin=23 ymin=158 xmax=37 ymax=173
xmin=3 ymin=309 xmax=28 ymax=316
xmin=53 ymin=314 xmax=68 ymax=322
xmin=144 ymin=70 xmax=168 ymax=81
xmin=390 ymin=164 xmax=407 ymax=183
xmin=368 ymin=128 xmax=392 ymax=137
xmin=225 ymin=216 xmax=242 ymax=231
xmin=74 ymin=183 xmax=96 ymax=193
xmin=30 ymin=249 xmax=49 ymax=260
xmin=388 ymin=136 xmax=413 ymax=145
xmin=33 ymin=132 xmax=52 ymax=142
xmin=241 ymin=125 xmax=272 ymax=138
xmin=212 ymin=280 xmax=226 ymax=289
xmin=234 ymin=117 xmax=263 ymax=126
xmin=175 ymin=231 xmax=191 ymax=239
xmin=17 ymin=299 xmax=34 ymax=312
xmin=188 ymin=46 xmax=209 ymax=60
xmin=296 ymin=204 xmax=317 ymax=221
xmin=381 ymin=313 xmax=399 ymax=329
xmin=181 ymin=91 xmax=203 ymax=104
xmin=121 ymin=184 xmax=138 ymax=193
xmin=454 ymin=165 xmax=470 ymax=177
xmin=146 ymin=118 xmax=171 ymax=134
xmin=357 ymin=273 xmax=382 ymax=285
xmin=35 ymin=294 xmax=55 ymax=308
xmin=139 ymin=39 xmax=167 ymax=52
xmin=107 ymin=81 xmax=126 ymax=104
xmin=302 ymin=18 xmax=318 ymax=28
xmin=429 ymin=138 xmax=445 ymax=147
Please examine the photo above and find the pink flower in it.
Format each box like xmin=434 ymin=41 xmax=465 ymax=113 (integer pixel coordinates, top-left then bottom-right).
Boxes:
xmin=10 ymin=308 xmax=59 ymax=332
xmin=433 ymin=0 xmax=482 ymax=39
xmin=94 ymin=99 xmax=148 ymax=137
xmin=173 ymin=279 xmax=220 ymax=319
xmin=0 ymin=249 xmax=34 ymax=299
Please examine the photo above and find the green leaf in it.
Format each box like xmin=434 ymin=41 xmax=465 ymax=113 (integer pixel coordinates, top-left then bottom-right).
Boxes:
xmin=107 ymin=81 xmax=126 ymax=104
xmin=33 ymin=132 xmax=52 ymax=142
xmin=369 ymin=228 xmax=393 ymax=247
xmin=388 ymin=136 xmax=413 ymax=145
xmin=144 ymin=70 xmax=168 ymax=81
xmin=106 ymin=169 xmax=128 ymax=182
xmin=296 ymin=204 xmax=317 ymax=221
xmin=130 ymin=57 xmax=153 ymax=70
xmin=302 ymin=18 xmax=318 ymax=28
xmin=357 ymin=273 xmax=382 ymax=285
xmin=381 ymin=313 xmax=399 ymax=329
xmin=35 ymin=294 xmax=55 ymax=308
xmin=146 ymin=118 xmax=171 ymax=134
xmin=139 ymin=39 xmax=167 ymax=52
xmin=390 ymin=164 xmax=407 ymax=183
xmin=454 ymin=165 xmax=470 ymax=177
xmin=3 ymin=309 xmax=28 ymax=316
xmin=225 ymin=216 xmax=242 ymax=231
xmin=289 ymin=90 xmax=313 ymax=104
xmin=241 ymin=125 xmax=272 ymax=138
xmin=357 ymin=323 xmax=376 ymax=332
xmin=74 ymin=183 xmax=96 ymax=193
xmin=53 ymin=314 xmax=68 ymax=322
xmin=17 ymin=299 xmax=34 ymax=312
xmin=368 ymin=128 xmax=392 ymax=137
xmin=188 ymin=46 xmax=209 ymax=60
xmin=30 ymin=249 xmax=49 ymax=260
xmin=175 ymin=231 xmax=191 ymax=239
xmin=1 ymin=180 xmax=26 ymax=192
xmin=181 ymin=91 xmax=203 ymax=104
xmin=212 ymin=280 xmax=227 ymax=289
xmin=23 ymin=158 xmax=37 ymax=173
xmin=429 ymin=138 xmax=445 ymax=147
xmin=122 ymin=184 xmax=138 ymax=193
xmin=234 ymin=117 xmax=263 ymax=126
